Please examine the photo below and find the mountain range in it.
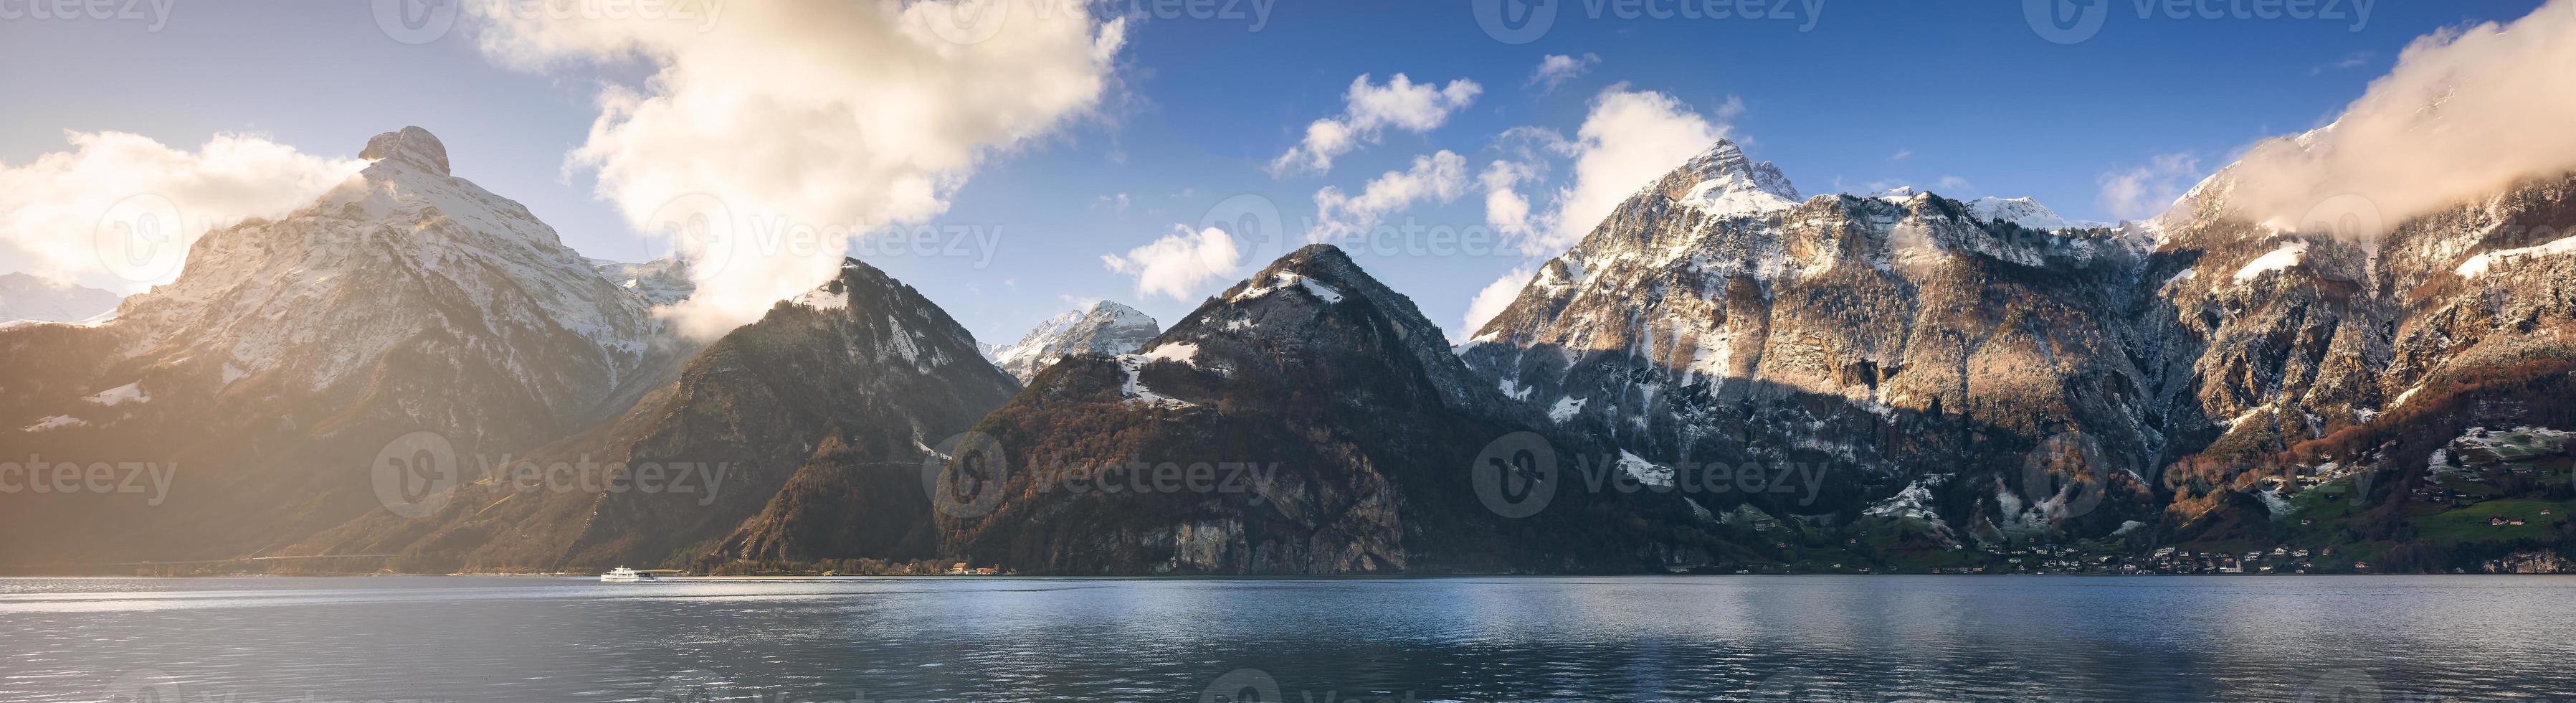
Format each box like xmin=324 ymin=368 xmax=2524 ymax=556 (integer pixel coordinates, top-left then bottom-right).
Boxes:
xmin=0 ymin=273 xmax=120 ymax=324
xmin=7 ymin=126 xmax=2576 ymax=575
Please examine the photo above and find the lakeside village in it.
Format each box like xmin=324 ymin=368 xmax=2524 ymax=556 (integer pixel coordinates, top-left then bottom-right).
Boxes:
xmin=1688 ymin=426 xmax=2576 ymax=576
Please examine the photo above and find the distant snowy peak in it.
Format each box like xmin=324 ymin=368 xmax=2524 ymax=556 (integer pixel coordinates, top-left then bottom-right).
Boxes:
xmin=1674 ymin=139 xmax=1802 ymax=218
xmin=989 ymin=300 xmax=1159 ymax=382
xmin=589 ymin=257 xmax=695 ymax=307
xmin=0 ymin=273 xmax=121 ymax=324
xmin=1869 ymin=188 xmax=2107 ymax=232
xmin=1962 ymin=197 xmax=2111 ymax=232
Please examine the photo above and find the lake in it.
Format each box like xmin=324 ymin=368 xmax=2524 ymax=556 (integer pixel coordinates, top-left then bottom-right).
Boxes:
xmin=3 ymin=575 xmax=2571 ymax=702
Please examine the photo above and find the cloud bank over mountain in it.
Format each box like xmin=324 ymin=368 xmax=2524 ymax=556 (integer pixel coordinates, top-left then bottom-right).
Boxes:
xmin=2223 ymin=0 xmax=2576 ymax=236
xmin=0 ymin=131 xmax=363 ymax=293
xmin=471 ymin=0 xmax=1128 ymax=339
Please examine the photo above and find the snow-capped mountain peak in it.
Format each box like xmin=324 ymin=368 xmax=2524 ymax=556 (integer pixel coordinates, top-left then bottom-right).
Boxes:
xmin=358 ymin=126 xmax=450 ymax=176
xmin=106 ymin=126 xmax=662 ymax=404
xmin=988 ymin=300 xmax=1159 ymax=382
xmin=1675 ymin=139 xmax=1802 ymax=218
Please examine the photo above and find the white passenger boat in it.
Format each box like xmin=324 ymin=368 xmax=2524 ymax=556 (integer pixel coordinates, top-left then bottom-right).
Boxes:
xmin=599 ymin=567 xmax=656 ymax=582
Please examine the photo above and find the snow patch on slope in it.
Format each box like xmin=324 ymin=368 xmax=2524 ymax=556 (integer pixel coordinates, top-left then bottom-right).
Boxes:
xmin=2457 ymin=234 xmax=2576 ymax=279
xmin=2234 ymin=240 xmax=2311 ymax=283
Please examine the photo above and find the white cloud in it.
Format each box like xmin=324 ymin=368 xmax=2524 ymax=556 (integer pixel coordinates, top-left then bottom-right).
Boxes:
xmin=0 ymin=131 xmax=365 ymax=293
xmin=1541 ymin=86 xmax=1731 ymax=254
xmin=1934 ymin=175 xmax=1976 ymax=194
xmin=1309 ymin=151 xmax=1470 ymax=242
xmin=1461 ymin=265 xmax=1534 ymax=336
xmin=1103 ymin=225 xmax=1242 ymax=301
xmin=1526 ymin=53 xmax=1599 ymax=93
xmin=470 ymin=0 xmax=1127 ymax=339
xmin=2099 ymin=152 xmax=2203 ymax=222
xmin=1270 ymin=74 xmax=1481 ymax=176
xmin=2311 ymin=50 xmax=2375 ymax=75
xmin=1888 ymin=149 xmax=1913 ymax=161
xmin=1481 ymin=159 xmax=1543 ymax=239
xmin=2222 ymin=1 xmax=2576 ymax=238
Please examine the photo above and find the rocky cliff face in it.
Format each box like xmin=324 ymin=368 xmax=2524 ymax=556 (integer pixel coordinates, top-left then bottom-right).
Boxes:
xmin=1462 ymin=141 xmax=2162 ymax=551
xmin=986 ymin=301 xmax=1157 ymax=382
xmin=295 ymin=259 xmax=1022 ymax=572
xmin=0 ymin=127 xmax=688 ymax=570
xmin=936 ymin=245 xmax=1693 ymax=575
xmin=1463 ymin=136 xmax=2576 ymax=571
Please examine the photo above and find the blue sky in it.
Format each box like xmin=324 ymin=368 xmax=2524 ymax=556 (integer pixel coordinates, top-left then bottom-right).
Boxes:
xmin=0 ymin=0 xmax=2549 ymax=344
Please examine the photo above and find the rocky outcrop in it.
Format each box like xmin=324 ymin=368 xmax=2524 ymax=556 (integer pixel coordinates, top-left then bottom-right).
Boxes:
xmin=1462 ymin=141 xmax=2160 ymax=549
xmin=295 ymin=260 xmax=1021 ymax=572
xmin=936 ymin=245 xmax=1691 ymax=575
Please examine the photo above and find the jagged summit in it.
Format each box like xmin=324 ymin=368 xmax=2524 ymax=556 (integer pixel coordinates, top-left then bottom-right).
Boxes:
xmin=988 ymin=298 xmax=1158 ymax=382
xmin=359 ymin=126 xmax=450 ymax=176
xmin=1670 ymin=139 xmax=1802 ymax=217
xmin=1868 ymin=187 xmax=2104 ymax=232
xmin=1176 ymin=244 xmax=1483 ymax=410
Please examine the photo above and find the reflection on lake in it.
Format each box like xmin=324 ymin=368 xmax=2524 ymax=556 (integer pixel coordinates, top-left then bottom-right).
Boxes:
xmin=3 ymin=575 xmax=2571 ymax=701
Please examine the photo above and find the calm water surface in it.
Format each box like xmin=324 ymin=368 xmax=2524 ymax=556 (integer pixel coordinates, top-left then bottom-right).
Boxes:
xmin=2 ymin=575 xmax=2570 ymax=702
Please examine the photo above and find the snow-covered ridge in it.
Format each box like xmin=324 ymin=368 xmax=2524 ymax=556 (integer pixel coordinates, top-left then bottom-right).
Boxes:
xmin=1962 ymin=197 xmax=2110 ymax=232
xmin=1673 ymin=140 xmax=1802 ymax=218
xmin=98 ymin=126 xmax=662 ymax=408
xmin=988 ymin=301 xmax=1159 ymax=382
xmin=1870 ymin=189 xmax=2106 ymax=232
